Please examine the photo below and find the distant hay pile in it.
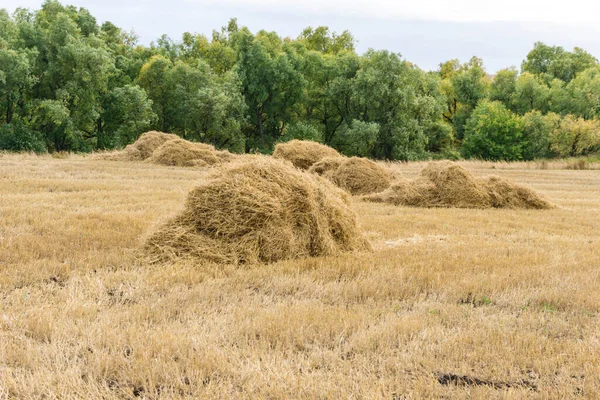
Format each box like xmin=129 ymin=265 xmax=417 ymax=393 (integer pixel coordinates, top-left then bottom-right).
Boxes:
xmin=363 ymin=161 xmax=553 ymax=209
xmin=145 ymin=138 xmax=221 ymax=167
xmin=93 ymin=131 xmax=236 ymax=167
xmin=145 ymin=157 xmax=371 ymax=264
xmin=486 ymin=176 xmax=554 ymax=209
xmin=97 ymin=131 xmax=179 ymax=161
xmin=330 ymin=157 xmax=392 ymax=195
xmin=308 ymin=156 xmax=392 ymax=195
xmin=272 ymin=140 xmax=341 ymax=170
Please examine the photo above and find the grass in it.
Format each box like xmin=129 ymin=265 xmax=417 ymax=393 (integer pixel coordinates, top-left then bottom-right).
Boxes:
xmin=1 ymin=153 xmax=599 ymax=398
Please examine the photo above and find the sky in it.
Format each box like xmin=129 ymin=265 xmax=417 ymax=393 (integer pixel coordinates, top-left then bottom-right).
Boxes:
xmin=3 ymin=0 xmax=600 ymax=72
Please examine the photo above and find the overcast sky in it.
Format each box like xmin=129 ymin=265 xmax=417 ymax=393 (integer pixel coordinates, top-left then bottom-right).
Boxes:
xmin=3 ymin=0 xmax=600 ymax=72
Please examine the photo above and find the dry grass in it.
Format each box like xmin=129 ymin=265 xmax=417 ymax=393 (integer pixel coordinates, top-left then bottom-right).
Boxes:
xmin=145 ymin=156 xmax=370 ymax=264
xmin=1 ymin=153 xmax=600 ymax=398
xmin=272 ymin=140 xmax=341 ymax=170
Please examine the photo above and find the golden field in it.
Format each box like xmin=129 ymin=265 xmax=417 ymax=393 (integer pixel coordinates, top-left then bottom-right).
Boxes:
xmin=1 ymin=153 xmax=599 ymax=399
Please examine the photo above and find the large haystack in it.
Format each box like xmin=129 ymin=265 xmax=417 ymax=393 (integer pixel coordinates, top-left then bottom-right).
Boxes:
xmin=145 ymin=138 xmax=221 ymax=167
xmin=96 ymin=131 xmax=180 ymax=161
xmin=486 ymin=176 xmax=554 ymax=209
xmin=328 ymin=157 xmax=392 ymax=195
xmin=145 ymin=157 xmax=371 ymax=264
xmin=272 ymin=140 xmax=341 ymax=170
xmin=363 ymin=161 xmax=553 ymax=209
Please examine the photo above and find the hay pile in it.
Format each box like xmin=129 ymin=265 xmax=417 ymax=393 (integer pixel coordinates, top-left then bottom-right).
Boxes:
xmin=308 ymin=156 xmax=347 ymax=178
xmin=272 ymin=140 xmax=341 ymax=170
xmin=328 ymin=157 xmax=392 ymax=195
xmin=486 ymin=176 xmax=554 ymax=209
xmin=145 ymin=138 xmax=221 ymax=167
xmin=145 ymin=157 xmax=371 ymax=264
xmin=308 ymin=156 xmax=392 ymax=195
xmin=97 ymin=131 xmax=179 ymax=161
xmin=93 ymin=131 xmax=236 ymax=167
xmin=363 ymin=161 xmax=553 ymax=209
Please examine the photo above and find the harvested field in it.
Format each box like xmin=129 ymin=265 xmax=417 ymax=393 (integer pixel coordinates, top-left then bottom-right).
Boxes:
xmin=1 ymin=153 xmax=599 ymax=398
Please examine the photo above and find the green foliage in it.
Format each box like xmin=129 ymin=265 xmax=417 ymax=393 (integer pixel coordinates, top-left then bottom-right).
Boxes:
xmin=332 ymin=120 xmax=379 ymax=157
xmin=512 ymin=72 xmax=550 ymax=114
xmin=521 ymin=111 xmax=558 ymax=160
xmin=522 ymin=42 xmax=598 ymax=83
xmin=489 ymin=68 xmax=517 ymax=108
xmin=0 ymin=2 xmax=599 ymax=161
xmin=298 ymin=26 xmax=355 ymax=54
xmin=100 ymin=84 xmax=156 ymax=148
xmin=462 ymin=100 xmax=523 ymax=161
xmin=550 ymin=115 xmax=600 ymax=157
xmin=0 ymin=119 xmax=45 ymax=152
xmin=280 ymin=122 xmax=323 ymax=142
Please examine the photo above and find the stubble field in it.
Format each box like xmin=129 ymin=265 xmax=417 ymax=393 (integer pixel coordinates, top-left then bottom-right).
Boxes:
xmin=1 ymin=154 xmax=599 ymax=399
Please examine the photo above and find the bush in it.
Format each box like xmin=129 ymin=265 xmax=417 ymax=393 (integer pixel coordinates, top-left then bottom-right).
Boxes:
xmin=550 ymin=115 xmax=600 ymax=157
xmin=0 ymin=121 xmax=46 ymax=152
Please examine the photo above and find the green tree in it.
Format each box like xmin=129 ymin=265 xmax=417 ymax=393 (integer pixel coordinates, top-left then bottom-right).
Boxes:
xmin=440 ymin=57 xmax=489 ymax=140
xmin=298 ymin=26 xmax=355 ymax=54
xmin=0 ymin=48 xmax=36 ymax=124
xmin=352 ymin=50 xmax=445 ymax=160
xmin=99 ymin=84 xmax=155 ymax=148
xmin=522 ymin=42 xmax=597 ymax=83
xmin=137 ymin=55 xmax=172 ymax=131
xmin=550 ymin=115 xmax=600 ymax=157
xmin=462 ymin=100 xmax=523 ymax=160
xmin=512 ymin=72 xmax=550 ymax=114
xmin=521 ymin=110 xmax=559 ymax=159
xmin=332 ymin=119 xmax=379 ymax=157
xmin=235 ymin=30 xmax=305 ymax=150
xmin=489 ymin=67 xmax=517 ymax=109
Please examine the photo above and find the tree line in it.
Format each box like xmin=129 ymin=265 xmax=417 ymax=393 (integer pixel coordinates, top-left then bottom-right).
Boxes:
xmin=1 ymin=0 xmax=600 ymax=160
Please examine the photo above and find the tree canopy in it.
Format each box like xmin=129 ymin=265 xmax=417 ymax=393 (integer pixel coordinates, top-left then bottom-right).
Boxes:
xmin=1 ymin=1 xmax=600 ymax=160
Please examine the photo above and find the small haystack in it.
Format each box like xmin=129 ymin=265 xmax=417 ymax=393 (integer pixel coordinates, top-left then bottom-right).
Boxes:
xmin=363 ymin=161 xmax=553 ymax=209
xmin=96 ymin=131 xmax=180 ymax=161
xmin=329 ymin=157 xmax=392 ymax=196
xmin=145 ymin=138 xmax=221 ymax=167
xmin=145 ymin=157 xmax=371 ymax=264
xmin=93 ymin=131 xmax=237 ymax=167
xmin=272 ymin=140 xmax=341 ymax=170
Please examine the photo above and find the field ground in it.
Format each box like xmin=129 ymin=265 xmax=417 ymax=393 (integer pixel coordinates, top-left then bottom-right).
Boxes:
xmin=1 ymin=154 xmax=599 ymax=399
